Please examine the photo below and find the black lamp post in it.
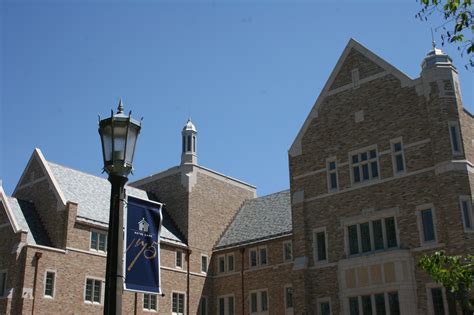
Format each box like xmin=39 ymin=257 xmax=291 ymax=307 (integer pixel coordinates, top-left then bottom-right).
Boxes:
xmin=98 ymin=99 xmax=141 ymax=315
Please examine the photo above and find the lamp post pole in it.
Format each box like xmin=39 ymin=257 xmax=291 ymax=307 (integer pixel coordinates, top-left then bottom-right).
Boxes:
xmin=99 ymin=99 xmax=141 ymax=315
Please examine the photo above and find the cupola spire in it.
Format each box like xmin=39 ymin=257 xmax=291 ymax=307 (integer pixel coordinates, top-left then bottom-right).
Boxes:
xmin=181 ymin=118 xmax=197 ymax=165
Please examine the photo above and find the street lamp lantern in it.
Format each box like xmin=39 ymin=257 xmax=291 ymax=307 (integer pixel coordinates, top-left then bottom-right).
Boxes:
xmin=99 ymin=99 xmax=141 ymax=177
xmin=99 ymin=99 xmax=141 ymax=315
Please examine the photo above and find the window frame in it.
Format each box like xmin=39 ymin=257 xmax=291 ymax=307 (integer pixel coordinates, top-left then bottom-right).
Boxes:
xmin=249 ymin=246 xmax=268 ymax=269
xmin=143 ymin=293 xmax=158 ymax=312
xmin=459 ymin=195 xmax=474 ymax=233
xmin=317 ymin=297 xmax=332 ymax=315
xmin=284 ymin=284 xmax=294 ymax=314
xmin=171 ymin=291 xmax=186 ymax=315
xmin=326 ymin=157 xmax=339 ymax=192
xmin=416 ymin=204 xmax=438 ymax=246
xmin=282 ymin=240 xmax=293 ymax=262
xmin=0 ymin=270 xmax=7 ymax=298
xmin=448 ymin=121 xmax=463 ymax=155
xmin=43 ymin=269 xmax=56 ymax=299
xmin=390 ymin=137 xmax=406 ymax=175
xmin=217 ymin=294 xmax=235 ymax=315
xmin=313 ymin=227 xmax=328 ymax=264
xmin=199 ymin=296 xmax=208 ymax=315
xmin=349 ymin=146 xmax=380 ymax=185
xmin=90 ymin=229 xmax=108 ymax=253
xmin=201 ymin=254 xmax=208 ymax=274
xmin=351 ymin=68 xmax=360 ymax=89
xmin=175 ymin=250 xmax=183 ymax=269
xmin=426 ymin=283 xmax=449 ymax=315
xmin=84 ymin=277 xmax=104 ymax=305
xmin=227 ymin=253 xmax=235 ymax=272
xmin=249 ymin=289 xmax=269 ymax=315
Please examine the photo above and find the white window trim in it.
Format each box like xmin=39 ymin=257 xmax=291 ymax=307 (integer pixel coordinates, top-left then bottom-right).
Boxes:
xmin=199 ymin=296 xmax=208 ymax=315
xmin=316 ymin=297 xmax=332 ymax=315
xmin=0 ymin=269 xmax=7 ymax=299
xmin=284 ymin=284 xmax=294 ymax=314
xmin=459 ymin=195 xmax=474 ymax=233
xmin=217 ymin=254 xmax=226 ymax=274
xmin=282 ymin=240 xmax=293 ymax=262
xmin=227 ymin=253 xmax=235 ymax=272
xmin=348 ymin=145 xmax=380 ymax=185
xmin=448 ymin=121 xmax=463 ymax=155
xmin=200 ymin=254 xmax=208 ymax=274
xmin=90 ymin=229 xmax=107 ymax=253
xmin=175 ymin=250 xmax=183 ymax=269
xmin=83 ymin=276 xmax=104 ymax=305
xmin=313 ymin=227 xmax=328 ymax=265
xmin=390 ymin=137 xmax=406 ymax=176
xmin=249 ymin=289 xmax=269 ymax=315
xmin=216 ymin=294 xmax=235 ymax=315
xmin=416 ymin=203 xmax=438 ymax=246
xmin=143 ymin=293 xmax=158 ymax=312
xmin=171 ymin=291 xmax=186 ymax=315
xmin=426 ymin=283 xmax=449 ymax=315
xmin=43 ymin=269 xmax=56 ymax=299
xmin=326 ymin=157 xmax=339 ymax=192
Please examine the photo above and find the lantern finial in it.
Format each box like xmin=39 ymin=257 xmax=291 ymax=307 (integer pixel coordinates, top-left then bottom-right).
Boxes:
xmin=117 ymin=98 xmax=124 ymax=114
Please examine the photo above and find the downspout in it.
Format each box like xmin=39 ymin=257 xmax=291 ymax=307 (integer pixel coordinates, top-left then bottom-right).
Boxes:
xmin=31 ymin=252 xmax=42 ymax=315
xmin=240 ymin=248 xmax=245 ymax=315
xmin=134 ymin=292 xmax=138 ymax=315
xmin=187 ymin=249 xmax=191 ymax=315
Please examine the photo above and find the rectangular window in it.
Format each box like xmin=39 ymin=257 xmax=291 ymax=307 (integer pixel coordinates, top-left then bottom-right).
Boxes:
xmin=85 ymin=278 xmax=102 ymax=304
xmin=431 ymin=288 xmax=445 ymax=315
xmin=201 ymin=255 xmax=208 ymax=273
xmin=199 ymin=297 xmax=207 ymax=315
xmin=352 ymin=68 xmax=360 ymax=89
xmin=388 ymin=292 xmax=400 ymax=315
xmin=227 ymin=254 xmax=235 ymax=272
xmin=348 ymin=216 xmax=398 ymax=255
xmin=327 ymin=159 xmax=338 ymax=192
xmin=361 ymin=295 xmax=372 ymax=315
xmin=218 ymin=255 xmax=225 ymax=273
xmin=44 ymin=271 xmax=55 ymax=298
xmin=143 ymin=293 xmax=157 ymax=311
xmin=259 ymin=248 xmax=267 ymax=266
xmin=374 ymin=294 xmax=385 ymax=315
xmin=460 ymin=196 xmax=473 ymax=231
xmin=315 ymin=230 xmax=327 ymax=262
xmin=219 ymin=298 xmax=225 ymax=315
xmin=391 ymin=140 xmax=405 ymax=174
xmin=250 ymin=290 xmax=269 ymax=314
xmin=90 ymin=231 xmax=107 ymax=252
xmin=172 ymin=292 xmax=185 ymax=315
xmin=0 ymin=271 xmax=7 ymax=297
xmin=228 ymin=296 xmax=234 ymax=315
xmin=283 ymin=241 xmax=293 ymax=262
xmin=421 ymin=209 xmax=436 ymax=242
xmin=176 ymin=250 xmax=183 ymax=268
xmin=351 ymin=148 xmax=379 ymax=184
xmin=448 ymin=121 xmax=463 ymax=155
xmin=250 ymin=249 xmax=258 ymax=268
xmin=250 ymin=247 xmax=267 ymax=268
xmin=319 ymin=301 xmax=331 ymax=315
xmin=349 ymin=297 xmax=360 ymax=315
xmin=285 ymin=286 xmax=293 ymax=309
xmin=348 ymin=225 xmax=359 ymax=255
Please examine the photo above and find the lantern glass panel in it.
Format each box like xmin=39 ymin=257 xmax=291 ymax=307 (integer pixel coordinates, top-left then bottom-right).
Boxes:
xmin=125 ymin=125 xmax=139 ymax=165
xmin=112 ymin=122 xmax=127 ymax=162
xmin=101 ymin=124 xmax=113 ymax=163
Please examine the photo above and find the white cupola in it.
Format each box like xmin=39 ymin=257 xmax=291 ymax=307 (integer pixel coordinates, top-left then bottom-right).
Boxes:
xmin=181 ymin=119 xmax=197 ymax=165
xmin=421 ymin=41 xmax=455 ymax=71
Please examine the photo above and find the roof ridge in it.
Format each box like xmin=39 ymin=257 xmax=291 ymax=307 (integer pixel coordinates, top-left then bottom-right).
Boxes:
xmin=251 ymin=189 xmax=290 ymax=200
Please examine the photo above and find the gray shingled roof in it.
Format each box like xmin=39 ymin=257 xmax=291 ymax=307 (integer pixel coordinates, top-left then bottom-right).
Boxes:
xmin=7 ymin=197 xmax=51 ymax=246
xmin=47 ymin=162 xmax=186 ymax=246
xmin=215 ymin=190 xmax=292 ymax=249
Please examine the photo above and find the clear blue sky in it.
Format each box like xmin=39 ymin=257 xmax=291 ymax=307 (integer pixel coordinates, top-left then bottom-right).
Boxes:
xmin=1 ymin=0 xmax=472 ymax=197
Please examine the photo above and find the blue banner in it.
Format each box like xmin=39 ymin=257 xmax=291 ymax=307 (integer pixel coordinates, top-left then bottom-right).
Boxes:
xmin=124 ymin=195 xmax=163 ymax=294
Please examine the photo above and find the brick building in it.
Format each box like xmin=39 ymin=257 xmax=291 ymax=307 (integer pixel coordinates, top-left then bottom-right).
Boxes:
xmin=0 ymin=39 xmax=472 ymax=315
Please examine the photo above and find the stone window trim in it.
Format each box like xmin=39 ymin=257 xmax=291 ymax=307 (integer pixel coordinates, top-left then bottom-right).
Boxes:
xmin=460 ymin=195 xmax=474 ymax=233
xmin=351 ymin=68 xmax=360 ymax=89
xmin=249 ymin=246 xmax=268 ymax=269
xmin=199 ymin=296 xmax=208 ymax=315
xmin=345 ymin=291 xmax=400 ymax=315
xmin=348 ymin=145 xmax=381 ymax=185
xmin=282 ymin=240 xmax=293 ymax=262
xmin=175 ymin=250 xmax=184 ymax=269
xmin=426 ymin=283 xmax=449 ymax=315
xmin=283 ymin=284 xmax=294 ymax=314
xmin=0 ymin=269 xmax=7 ymax=299
xmin=416 ymin=203 xmax=439 ymax=246
xmin=43 ymin=269 xmax=56 ymax=299
xmin=249 ymin=288 xmax=269 ymax=315
xmin=171 ymin=291 xmax=186 ymax=315
xmin=200 ymin=254 xmax=208 ymax=274
xmin=143 ymin=293 xmax=158 ymax=312
xmin=390 ymin=137 xmax=406 ymax=176
xmin=217 ymin=294 xmax=235 ymax=315
xmin=89 ymin=229 xmax=107 ymax=253
xmin=313 ymin=227 xmax=329 ymax=265
xmin=217 ymin=253 xmax=235 ymax=274
xmin=326 ymin=157 xmax=339 ymax=192
xmin=316 ymin=297 xmax=332 ymax=315
xmin=83 ymin=276 xmax=104 ymax=305
xmin=341 ymin=208 xmax=400 ymax=257
xmin=448 ymin=121 xmax=463 ymax=156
